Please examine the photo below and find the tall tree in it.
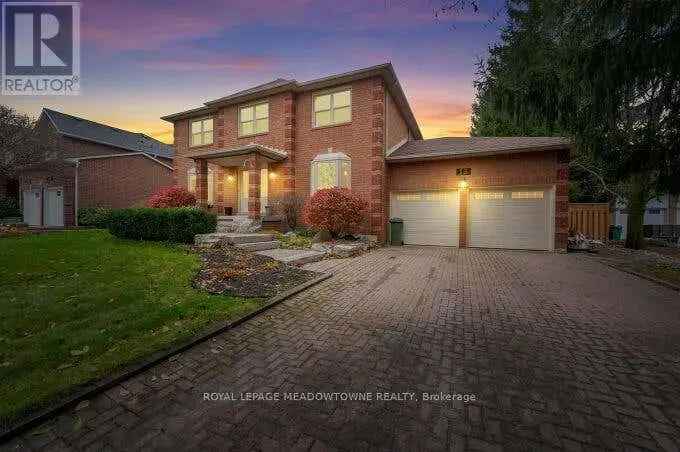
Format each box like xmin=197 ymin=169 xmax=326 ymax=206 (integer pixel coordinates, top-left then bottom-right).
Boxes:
xmin=0 ymin=105 xmax=59 ymax=180
xmin=448 ymin=0 xmax=680 ymax=248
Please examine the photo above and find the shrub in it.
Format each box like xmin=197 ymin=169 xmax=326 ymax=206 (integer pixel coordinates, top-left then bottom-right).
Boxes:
xmin=0 ymin=197 xmax=20 ymax=218
xmin=78 ymin=207 xmax=112 ymax=228
xmin=147 ymin=186 xmax=196 ymax=208
xmin=302 ymin=187 xmax=367 ymax=237
xmin=107 ymin=208 xmax=216 ymax=243
xmin=275 ymin=232 xmax=312 ymax=249
xmin=274 ymin=192 xmax=305 ymax=230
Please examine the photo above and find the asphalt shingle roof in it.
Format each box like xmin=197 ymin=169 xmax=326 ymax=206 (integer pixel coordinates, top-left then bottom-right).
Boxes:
xmin=43 ymin=109 xmax=174 ymax=159
xmin=387 ymin=137 xmax=570 ymax=160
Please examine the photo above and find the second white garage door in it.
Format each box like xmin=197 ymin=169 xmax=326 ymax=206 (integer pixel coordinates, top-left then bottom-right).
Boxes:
xmin=469 ymin=188 xmax=553 ymax=250
xmin=390 ymin=190 xmax=459 ymax=246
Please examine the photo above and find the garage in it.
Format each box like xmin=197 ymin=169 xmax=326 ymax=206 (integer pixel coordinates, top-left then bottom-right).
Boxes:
xmin=390 ymin=190 xmax=459 ymax=246
xmin=469 ymin=188 xmax=554 ymax=250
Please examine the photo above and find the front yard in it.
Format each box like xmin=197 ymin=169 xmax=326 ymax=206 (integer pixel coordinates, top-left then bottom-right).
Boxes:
xmin=0 ymin=230 xmax=267 ymax=423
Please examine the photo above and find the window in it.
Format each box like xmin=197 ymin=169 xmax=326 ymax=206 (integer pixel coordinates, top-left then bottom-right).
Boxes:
xmin=190 ymin=118 xmax=213 ymax=147
xmin=647 ymin=208 xmax=662 ymax=215
xmin=310 ymin=152 xmax=351 ymax=192
xmin=511 ymin=191 xmax=544 ymax=199
xmin=207 ymin=167 xmax=215 ymax=205
xmin=239 ymin=102 xmax=269 ymax=136
xmin=187 ymin=166 xmax=215 ymax=204
xmin=474 ymin=192 xmax=504 ymax=200
xmin=187 ymin=167 xmax=197 ymax=193
xmin=396 ymin=193 xmax=421 ymax=201
xmin=314 ymin=88 xmax=351 ymax=127
xmin=424 ymin=192 xmax=451 ymax=201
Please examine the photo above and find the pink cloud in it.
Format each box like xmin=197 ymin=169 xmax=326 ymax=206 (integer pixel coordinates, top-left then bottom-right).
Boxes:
xmin=141 ymin=55 xmax=276 ymax=72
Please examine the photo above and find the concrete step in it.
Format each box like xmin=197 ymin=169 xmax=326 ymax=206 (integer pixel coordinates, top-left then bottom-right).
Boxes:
xmin=235 ymin=240 xmax=280 ymax=251
xmin=255 ymin=248 xmax=326 ymax=266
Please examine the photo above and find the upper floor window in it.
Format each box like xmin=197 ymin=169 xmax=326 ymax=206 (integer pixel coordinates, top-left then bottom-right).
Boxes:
xmin=239 ymin=102 xmax=269 ymax=136
xmin=314 ymin=88 xmax=351 ymax=127
xmin=190 ymin=118 xmax=213 ymax=147
xmin=310 ymin=152 xmax=351 ymax=192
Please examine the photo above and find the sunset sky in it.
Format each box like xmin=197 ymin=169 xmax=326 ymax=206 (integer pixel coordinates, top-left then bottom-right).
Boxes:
xmin=3 ymin=0 xmax=506 ymax=143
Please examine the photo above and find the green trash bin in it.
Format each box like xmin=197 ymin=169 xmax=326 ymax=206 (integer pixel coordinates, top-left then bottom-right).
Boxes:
xmin=389 ymin=218 xmax=403 ymax=246
xmin=609 ymin=225 xmax=623 ymax=241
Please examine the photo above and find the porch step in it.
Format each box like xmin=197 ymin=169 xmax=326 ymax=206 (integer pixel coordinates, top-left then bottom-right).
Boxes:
xmin=255 ymin=248 xmax=326 ymax=266
xmin=194 ymin=232 xmax=274 ymax=247
xmin=235 ymin=240 xmax=280 ymax=251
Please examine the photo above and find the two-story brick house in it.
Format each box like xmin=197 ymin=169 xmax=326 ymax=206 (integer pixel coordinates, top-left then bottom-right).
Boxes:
xmin=162 ymin=63 xmax=570 ymax=251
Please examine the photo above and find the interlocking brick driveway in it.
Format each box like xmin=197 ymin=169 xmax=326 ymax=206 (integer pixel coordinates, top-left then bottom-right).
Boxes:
xmin=5 ymin=247 xmax=680 ymax=452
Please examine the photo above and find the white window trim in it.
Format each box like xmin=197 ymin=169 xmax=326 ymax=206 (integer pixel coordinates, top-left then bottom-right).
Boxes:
xmin=238 ymin=101 xmax=270 ymax=137
xmin=190 ymin=117 xmax=214 ymax=147
xmin=187 ymin=166 xmax=197 ymax=193
xmin=310 ymin=152 xmax=351 ymax=192
xmin=313 ymin=87 xmax=352 ymax=128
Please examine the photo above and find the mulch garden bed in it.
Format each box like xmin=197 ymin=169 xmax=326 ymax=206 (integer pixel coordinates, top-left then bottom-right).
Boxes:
xmin=587 ymin=242 xmax=680 ymax=288
xmin=192 ymin=244 xmax=321 ymax=298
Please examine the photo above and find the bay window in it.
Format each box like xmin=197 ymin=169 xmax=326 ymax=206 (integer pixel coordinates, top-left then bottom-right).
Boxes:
xmin=310 ymin=152 xmax=351 ymax=192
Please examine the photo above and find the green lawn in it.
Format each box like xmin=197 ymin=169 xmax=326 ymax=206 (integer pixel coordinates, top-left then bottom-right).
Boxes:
xmin=0 ymin=230 xmax=264 ymax=422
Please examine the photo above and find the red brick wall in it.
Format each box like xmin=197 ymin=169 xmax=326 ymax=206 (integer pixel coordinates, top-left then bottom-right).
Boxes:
xmin=385 ymin=90 xmax=409 ymax=152
xmin=78 ymin=155 xmax=173 ymax=209
xmin=387 ymin=149 xmax=568 ymax=250
xmin=171 ymin=77 xmax=388 ymax=238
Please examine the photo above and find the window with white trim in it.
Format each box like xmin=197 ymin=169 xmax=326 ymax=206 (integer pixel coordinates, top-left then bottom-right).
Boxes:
xmin=239 ymin=102 xmax=269 ymax=136
xmin=187 ymin=166 xmax=215 ymax=204
xmin=474 ymin=192 xmax=504 ymax=200
xmin=511 ymin=191 xmax=544 ymax=199
xmin=190 ymin=118 xmax=213 ymax=147
xmin=314 ymin=88 xmax=351 ymax=127
xmin=187 ymin=167 xmax=197 ymax=193
xmin=310 ymin=152 xmax=351 ymax=192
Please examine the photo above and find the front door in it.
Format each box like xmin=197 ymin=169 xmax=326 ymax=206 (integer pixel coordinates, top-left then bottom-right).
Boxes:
xmin=260 ymin=168 xmax=268 ymax=215
xmin=239 ymin=170 xmax=249 ymax=214
xmin=43 ymin=187 xmax=64 ymax=227
xmin=22 ymin=187 xmax=42 ymax=226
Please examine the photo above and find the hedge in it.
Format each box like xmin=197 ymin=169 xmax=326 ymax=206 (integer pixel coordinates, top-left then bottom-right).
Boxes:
xmin=77 ymin=207 xmax=113 ymax=228
xmin=107 ymin=208 xmax=216 ymax=243
xmin=0 ymin=197 xmax=21 ymax=218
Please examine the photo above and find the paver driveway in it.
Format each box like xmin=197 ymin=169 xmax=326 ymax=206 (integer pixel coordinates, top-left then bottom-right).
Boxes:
xmin=5 ymin=247 xmax=680 ymax=452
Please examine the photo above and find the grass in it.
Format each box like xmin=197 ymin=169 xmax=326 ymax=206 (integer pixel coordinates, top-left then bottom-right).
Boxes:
xmin=275 ymin=232 xmax=313 ymax=249
xmin=0 ymin=230 xmax=265 ymax=423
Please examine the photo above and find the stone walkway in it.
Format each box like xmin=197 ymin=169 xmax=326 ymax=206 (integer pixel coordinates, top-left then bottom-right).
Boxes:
xmin=4 ymin=247 xmax=680 ymax=451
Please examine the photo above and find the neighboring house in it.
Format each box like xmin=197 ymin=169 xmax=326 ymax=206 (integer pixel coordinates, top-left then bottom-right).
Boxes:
xmin=20 ymin=109 xmax=174 ymax=227
xmin=162 ymin=63 xmax=570 ymax=251
xmin=612 ymin=194 xmax=680 ymax=239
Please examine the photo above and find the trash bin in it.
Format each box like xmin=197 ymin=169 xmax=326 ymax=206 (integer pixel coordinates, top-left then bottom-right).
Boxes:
xmin=389 ymin=218 xmax=403 ymax=246
xmin=609 ymin=225 xmax=622 ymax=241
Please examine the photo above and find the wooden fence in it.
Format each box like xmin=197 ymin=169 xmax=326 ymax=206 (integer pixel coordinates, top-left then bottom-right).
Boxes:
xmin=569 ymin=203 xmax=610 ymax=240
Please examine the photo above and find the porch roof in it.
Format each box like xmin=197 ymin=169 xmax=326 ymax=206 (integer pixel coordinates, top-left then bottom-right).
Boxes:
xmin=185 ymin=144 xmax=288 ymax=162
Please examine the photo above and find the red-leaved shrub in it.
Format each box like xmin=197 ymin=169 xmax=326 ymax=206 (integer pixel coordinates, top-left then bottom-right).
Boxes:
xmin=147 ymin=186 xmax=196 ymax=208
xmin=302 ymin=187 xmax=368 ymax=237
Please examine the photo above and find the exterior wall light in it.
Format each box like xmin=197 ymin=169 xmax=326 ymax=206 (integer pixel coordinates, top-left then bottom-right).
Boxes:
xmin=458 ymin=180 xmax=469 ymax=189
xmin=269 ymin=172 xmax=277 ymax=179
xmin=227 ymin=175 xmax=235 ymax=183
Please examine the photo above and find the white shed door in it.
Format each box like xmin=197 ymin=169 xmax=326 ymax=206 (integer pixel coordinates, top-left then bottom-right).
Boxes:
xmin=390 ymin=190 xmax=459 ymax=246
xmin=23 ymin=188 xmax=42 ymax=226
xmin=43 ymin=187 xmax=64 ymax=227
xmin=469 ymin=188 xmax=553 ymax=250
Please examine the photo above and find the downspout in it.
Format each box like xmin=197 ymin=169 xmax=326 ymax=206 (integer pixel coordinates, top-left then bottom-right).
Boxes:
xmin=74 ymin=160 xmax=79 ymax=227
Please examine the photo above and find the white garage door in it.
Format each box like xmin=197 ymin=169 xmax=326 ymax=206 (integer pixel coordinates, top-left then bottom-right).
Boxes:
xmin=469 ymin=188 xmax=553 ymax=250
xmin=390 ymin=190 xmax=459 ymax=246
xmin=23 ymin=188 xmax=42 ymax=226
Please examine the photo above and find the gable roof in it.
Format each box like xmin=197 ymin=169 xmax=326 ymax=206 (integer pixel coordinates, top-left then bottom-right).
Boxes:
xmin=42 ymin=108 xmax=174 ymax=159
xmin=161 ymin=63 xmax=422 ymax=139
xmin=387 ymin=137 xmax=571 ymax=162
